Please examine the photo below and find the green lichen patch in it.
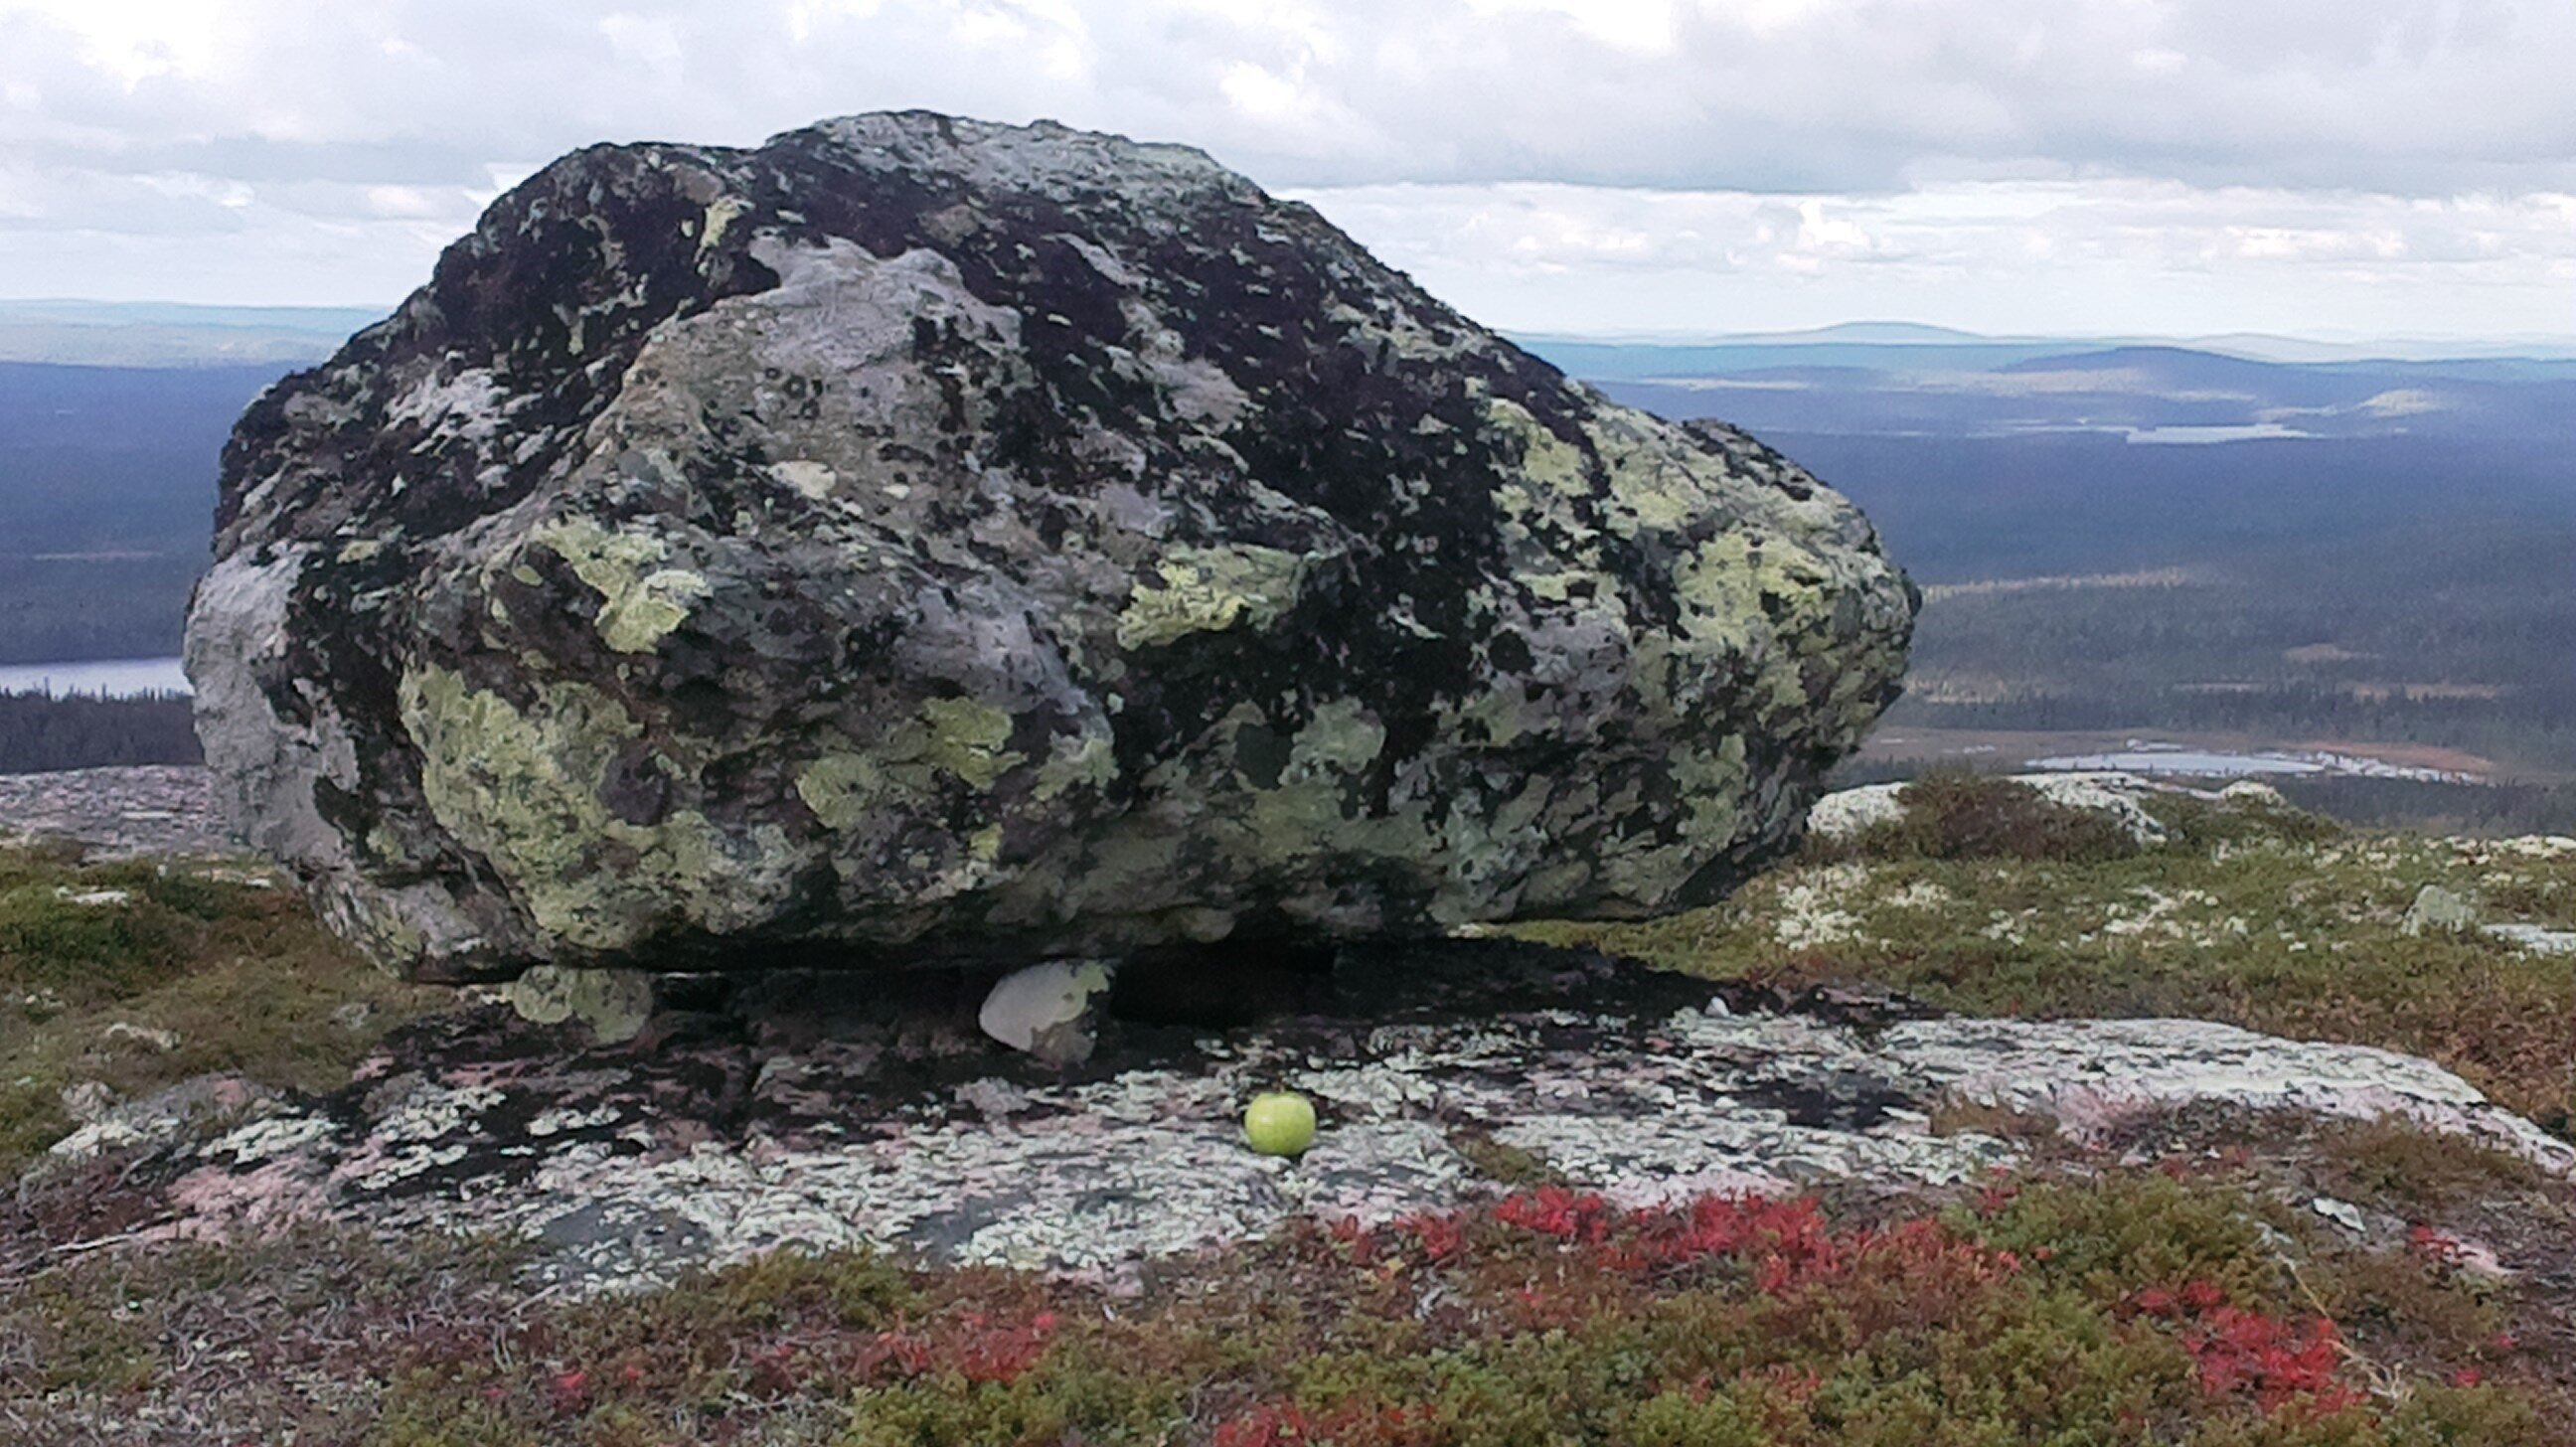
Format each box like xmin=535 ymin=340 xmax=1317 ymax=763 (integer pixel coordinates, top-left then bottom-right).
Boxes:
xmin=1114 ymin=544 xmax=1316 ymax=649
xmin=796 ymin=699 xmax=1030 ymax=838
xmin=530 ymin=517 xmax=712 ymax=654
xmin=400 ymin=665 xmax=797 ymax=955
xmin=795 ymin=751 xmax=890 ymax=833
xmin=917 ymin=697 xmax=1025 ymax=790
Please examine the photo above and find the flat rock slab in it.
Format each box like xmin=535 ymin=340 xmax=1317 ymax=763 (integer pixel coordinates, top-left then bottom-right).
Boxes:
xmin=0 ymin=765 xmax=237 ymax=859
xmin=64 ymin=946 xmax=2572 ymax=1294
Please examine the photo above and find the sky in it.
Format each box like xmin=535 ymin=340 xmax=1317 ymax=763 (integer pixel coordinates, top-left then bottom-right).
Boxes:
xmin=3 ymin=0 xmax=2572 ymax=341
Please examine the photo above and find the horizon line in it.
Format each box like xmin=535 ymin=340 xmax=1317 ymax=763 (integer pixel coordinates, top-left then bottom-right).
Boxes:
xmin=6 ymin=297 xmax=2574 ymax=357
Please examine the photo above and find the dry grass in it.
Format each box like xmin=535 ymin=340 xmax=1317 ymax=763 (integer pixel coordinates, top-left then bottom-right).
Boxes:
xmin=0 ymin=841 xmax=446 ymax=1172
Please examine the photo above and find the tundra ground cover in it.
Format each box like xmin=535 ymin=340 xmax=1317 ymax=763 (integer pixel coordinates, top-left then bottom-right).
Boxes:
xmin=3 ymin=788 xmax=2573 ymax=1441
xmin=1524 ymin=780 xmax=2576 ymax=1130
xmin=5 ymin=1147 xmax=2567 ymax=1444
xmin=0 ymin=839 xmax=441 ymax=1170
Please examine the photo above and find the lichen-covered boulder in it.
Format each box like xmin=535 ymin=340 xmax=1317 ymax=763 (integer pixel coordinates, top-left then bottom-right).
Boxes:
xmin=187 ymin=111 xmax=1915 ymax=983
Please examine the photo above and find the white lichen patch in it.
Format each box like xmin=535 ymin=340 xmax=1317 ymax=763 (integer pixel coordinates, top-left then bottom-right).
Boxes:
xmin=2459 ymin=835 xmax=2576 ymax=863
xmin=1806 ymin=784 xmax=1908 ymax=840
xmin=386 ymin=367 xmax=514 ymax=447
xmin=2025 ymin=774 xmax=2170 ymax=844
xmin=126 ymin=983 xmax=2570 ymax=1296
xmin=1771 ymin=863 xmax=1869 ymax=949
xmin=2485 ymin=922 xmax=2576 ymax=956
xmin=767 ymin=459 xmax=839 ymax=499
xmin=1886 ymin=1017 xmax=2576 ymax=1173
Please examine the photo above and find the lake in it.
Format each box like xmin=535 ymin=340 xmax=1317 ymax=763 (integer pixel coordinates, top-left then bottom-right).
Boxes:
xmin=0 ymin=656 xmax=191 ymax=698
xmin=2027 ymin=744 xmax=2473 ymax=783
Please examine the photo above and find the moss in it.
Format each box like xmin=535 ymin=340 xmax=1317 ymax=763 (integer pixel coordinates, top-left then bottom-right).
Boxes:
xmin=8 ymin=1272 xmax=158 ymax=1395
xmin=0 ymin=1078 xmax=70 ymax=1166
xmin=0 ymin=883 xmax=184 ymax=999
xmin=1967 ymin=1174 xmax=2283 ymax=1308
xmin=2310 ymin=1117 xmax=2555 ymax=1215
xmin=1448 ymin=1127 xmax=1566 ymax=1189
xmin=1835 ymin=769 xmax=2145 ymax=865
xmin=9 ymin=1162 xmax=2568 ymax=1442
xmin=0 ymin=843 xmax=444 ymax=1173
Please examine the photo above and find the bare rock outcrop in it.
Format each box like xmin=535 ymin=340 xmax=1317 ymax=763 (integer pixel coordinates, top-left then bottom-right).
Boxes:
xmin=48 ymin=948 xmax=2568 ymax=1291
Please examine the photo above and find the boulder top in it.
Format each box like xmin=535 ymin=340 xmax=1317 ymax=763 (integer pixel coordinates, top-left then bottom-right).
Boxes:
xmin=218 ymin=109 xmax=1502 ymax=555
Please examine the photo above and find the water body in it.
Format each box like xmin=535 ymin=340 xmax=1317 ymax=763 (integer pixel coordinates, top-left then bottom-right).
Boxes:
xmin=2123 ymin=424 xmax=2314 ymax=445
xmin=0 ymin=656 xmax=191 ymax=698
xmin=2028 ymin=744 xmax=2472 ymax=783
xmin=2030 ymin=749 xmax=2324 ymax=777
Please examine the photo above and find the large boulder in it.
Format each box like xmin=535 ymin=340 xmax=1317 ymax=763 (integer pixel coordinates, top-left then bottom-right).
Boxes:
xmin=186 ymin=111 xmax=1915 ymax=983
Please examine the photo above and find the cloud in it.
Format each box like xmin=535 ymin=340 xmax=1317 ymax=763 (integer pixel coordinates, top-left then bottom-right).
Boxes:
xmin=10 ymin=0 xmax=2570 ymax=192
xmin=1296 ymin=180 xmax=2576 ymax=338
xmin=0 ymin=0 xmax=2568 ymax=333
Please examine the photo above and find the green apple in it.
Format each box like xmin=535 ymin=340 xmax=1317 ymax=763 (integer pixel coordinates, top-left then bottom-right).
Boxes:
xmin=1242 ymin=1090 xmax=1317 ymax=1157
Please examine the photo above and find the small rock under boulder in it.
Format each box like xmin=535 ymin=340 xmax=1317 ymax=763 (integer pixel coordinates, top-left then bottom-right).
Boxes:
xmin=187 ymin=111 xmax=1914 ymax=984
xmin=502 ymin=965 xmax=657 ymax=1045
xmin=977 ymin=959 xmax=1116 ymax=1066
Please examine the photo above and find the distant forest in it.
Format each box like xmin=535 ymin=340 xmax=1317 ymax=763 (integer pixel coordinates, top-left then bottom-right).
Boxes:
xmin=1879 ymin=515 xmax=2576 ymax=777
xmin=0 ymin=361 xmax=277 ymax=664
xmin=1766 ymin=431 xmax=2576 ymax=780
xmin=0 ymin=692 xmax=199 ymax=773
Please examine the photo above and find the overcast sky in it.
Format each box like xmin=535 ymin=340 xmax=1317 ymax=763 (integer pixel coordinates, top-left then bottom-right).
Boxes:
xmin=4 ymin=0 xmax=2571 ymax=340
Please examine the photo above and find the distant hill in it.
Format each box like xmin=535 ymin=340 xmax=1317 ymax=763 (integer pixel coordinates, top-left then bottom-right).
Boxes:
xmin=1992 ymin=344 xmax=2289 ymax=379
xmin=1532 ymin=333 xmax=2576 ymax=443
xmin=1517 ymin=337 xmax=2078 ymax=380
xmin=1518 ymin=322 xmax=2576 ymax=368
xmin=0 ymin=300 xmax=383 ymax=369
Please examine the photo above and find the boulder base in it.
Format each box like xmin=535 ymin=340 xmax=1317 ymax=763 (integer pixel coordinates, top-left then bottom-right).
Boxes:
xmin=187 ymin=111 xmax=1914 ymax=981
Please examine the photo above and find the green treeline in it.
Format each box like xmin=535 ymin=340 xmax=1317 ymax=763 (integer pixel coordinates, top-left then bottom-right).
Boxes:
xmin=1898 ymin=516 xmax=2576 ymax=775
xmin=0 ymin=693 xmax=200 ymax=773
